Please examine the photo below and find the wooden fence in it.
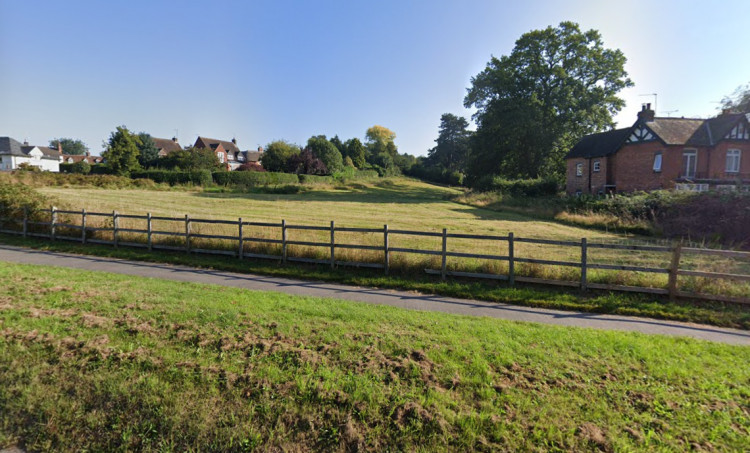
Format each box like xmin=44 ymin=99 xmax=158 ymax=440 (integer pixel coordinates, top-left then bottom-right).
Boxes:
xmin=1 ymin=205 xmax=748 ymax=305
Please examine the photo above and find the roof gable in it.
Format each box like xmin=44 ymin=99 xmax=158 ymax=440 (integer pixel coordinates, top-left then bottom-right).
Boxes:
xmin=152 ymin=137 xmax=182 ymax=154
xmin=195 ymin=136 xmax=240 ymax=154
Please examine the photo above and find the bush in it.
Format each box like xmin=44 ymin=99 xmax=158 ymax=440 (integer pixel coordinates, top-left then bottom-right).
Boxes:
xmin=60 ymin=161 xmax=91 ymax=174
xmin=16 ymin=163 xmax=42 ymax=173
xmin=299 ymin=174 xmax=334 ymax=185
xmin=89 ymin=164 xmax=112 ymax=175
xmin=471 ymin=176 xmax=559 ymax=196
xmin=0 ymin=181 xmax=51 ymax=220
xmin=212 ymin=171 xmax=299 ymax=186
xmin=131 ymin=170 xmax=212 ymax=186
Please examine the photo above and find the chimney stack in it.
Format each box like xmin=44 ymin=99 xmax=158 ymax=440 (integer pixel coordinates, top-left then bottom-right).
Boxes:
xmin=231 ymin=138 xmax=237 ymax=145
xmin=172 ymin=136 xmax=179 ymax=143
xmin=637 ymin=103 xmax=655 ymax=122
xmin=57 ymin=142 xmax=63 ymax=153
xmin=23 ymin=140 xmax=29 ymax=146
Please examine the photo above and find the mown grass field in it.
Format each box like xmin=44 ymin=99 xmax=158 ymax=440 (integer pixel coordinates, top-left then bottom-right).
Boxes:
xmin=1 ymin=262 xmax=749 ymax=452
xmin=33 ymin=178 xmax=750 ymax=298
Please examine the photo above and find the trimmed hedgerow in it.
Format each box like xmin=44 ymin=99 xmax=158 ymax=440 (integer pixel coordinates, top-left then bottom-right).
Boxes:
xmin=212 ymin=171 xmax=299 ymax=186
xmin=298 ymin=174 xmax=334 ymax=185
xmin=131 ymin=170 xmax=212 ymax=186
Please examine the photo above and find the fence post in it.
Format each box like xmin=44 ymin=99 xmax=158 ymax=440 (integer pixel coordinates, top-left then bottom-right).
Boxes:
xmin=580 ymin=237 xmax=588 ymax=291
xmin=81 ymin=209 xmax=87 ymax=244
xmin=441 ymin=228 xmax=448 ymax=281
xmin=185 ymin=215 xmax=191 ymax=253
xmin=113 ymin=211 xmax=119 ymax=248
xmin=668 ymin=240 xmax=683 ymax=301
xmin=281 ymin=219 xmax=287 ymax=264
xmin=384 ymin=224 xmax=389 ymax=275
xmin=508 ymin=232 xmax=515 ymax=286
xmin=50 ymin=206 xmax=57 ymax=240
xmin=330 ymin=221 xmax=335 ymax=269
xmin=147 ymin=213 xmax=152 ymax=251
xmin=22 ymin=207 xmax=28 ymax=238
xmin=238 ymin=218 xmax=243 ymax=259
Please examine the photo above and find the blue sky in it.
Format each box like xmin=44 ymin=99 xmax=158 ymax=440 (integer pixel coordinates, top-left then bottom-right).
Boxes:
xmin=1 ymin=0 xmax=748 ymax=156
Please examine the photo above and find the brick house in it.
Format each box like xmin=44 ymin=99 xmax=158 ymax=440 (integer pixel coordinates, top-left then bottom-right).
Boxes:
xmin=153 ymin=137 xmax=182 ymax=157
xmin=565 ymin=104 xmax=750 ymax=194
xmin=62 ymin=152 xmax=104 ymax=165
xmin=193 ymin=137 xmax=263 ymax=170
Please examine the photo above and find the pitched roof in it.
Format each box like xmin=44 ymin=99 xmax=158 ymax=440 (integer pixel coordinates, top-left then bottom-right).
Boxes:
xmin=644 ymin=118 xmax=705 ymax=145
xmin=244 ymin=151 xmax=262 ymax=162
xmin=686 ymin=113 xmax=746 ymax=146
xmin=565 ymin=128 xmax=631 ymax=159
xmin=0 ymin=136 xmax=26 ymax=156
xmin=20 ymin=144 xmax=61 ymax=160
xmin=196 ymin=136 xmax=240 ymax=153
xmin=152 ymin=137 xmax=182 ymax=155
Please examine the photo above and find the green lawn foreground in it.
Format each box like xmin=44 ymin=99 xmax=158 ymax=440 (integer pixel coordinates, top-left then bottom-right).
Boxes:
xmin=0 ymin=263 xmax=748 ymax=452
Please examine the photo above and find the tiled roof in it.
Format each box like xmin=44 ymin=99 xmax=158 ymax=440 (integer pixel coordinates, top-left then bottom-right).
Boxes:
xmin=152 ymin=137 xmax=182 ymax=155
xmin=63 ymin=154 xmax=102 ymax=164
xmin=687 ymin=113 xmax=746 ymax=146
xmin=20 ymin=145 xmax=61 ymax=160
xmin=565 ymin=128 xmax=631 ymax=159
xmin=0 ymin=137 xmax=26 ymax=156
xmin=645 ymin=118 xmax=705 ymax=145
xmin=196 ymin=136 xmax=240 ymax=153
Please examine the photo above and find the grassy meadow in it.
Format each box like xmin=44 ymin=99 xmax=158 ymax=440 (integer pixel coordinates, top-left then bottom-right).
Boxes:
xmin=30 ymin=178 xmax=750 ymax=298
xmin=1 ymin=262 xmax=749 ymax=452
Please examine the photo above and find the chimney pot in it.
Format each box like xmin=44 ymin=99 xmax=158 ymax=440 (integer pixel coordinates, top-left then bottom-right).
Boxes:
xmin=637 ymin=104 xmax=655 ymax=122
xmin=172 ymin=136 xmax=178 ymax=142
xmin=231 ymin=138 xmax=237 ymax=145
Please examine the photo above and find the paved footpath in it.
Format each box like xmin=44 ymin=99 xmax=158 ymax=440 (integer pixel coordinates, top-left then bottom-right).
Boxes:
xmin=1 ymin=244 xmax=749 ymax=345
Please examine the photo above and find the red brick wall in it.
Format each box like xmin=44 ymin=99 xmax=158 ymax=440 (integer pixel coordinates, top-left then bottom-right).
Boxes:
xmin=706 ymin=142 xmax=750 ymax=178
xmin=566 ymin=158 xmax=589 ymax=194
xmin=590 ymin=156 xmax=608 ymax=194
xmin=612 ymin=142 xmax=672 ymax=191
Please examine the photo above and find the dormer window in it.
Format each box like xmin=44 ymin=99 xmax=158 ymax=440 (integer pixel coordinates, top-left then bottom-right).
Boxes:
xmin=726 ymin=122 xmax=749 ymax=140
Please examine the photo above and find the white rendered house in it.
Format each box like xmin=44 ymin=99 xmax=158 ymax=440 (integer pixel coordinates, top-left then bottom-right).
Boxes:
xmin=0 ymin=137 xmax=62 ymax=172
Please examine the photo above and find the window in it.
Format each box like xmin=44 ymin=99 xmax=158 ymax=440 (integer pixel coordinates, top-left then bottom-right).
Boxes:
xmin=682 ymin=150 xmax=697 ymax=178
xmin=218 ymin=153 xmax=225 ymax=163
xmin=593 ymin=160 xmax=601 ymax=172
xmin=653 ymin=152 xmax=662 ymax=172
xmin=726 ymin=149 xmax=741 ymax=173
xmin=575 ymin=163 xmax=583 ymax=177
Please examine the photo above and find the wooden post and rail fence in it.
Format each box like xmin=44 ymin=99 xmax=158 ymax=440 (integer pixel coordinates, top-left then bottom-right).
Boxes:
xmin=0 ymin=205 xmax=748 ymax=305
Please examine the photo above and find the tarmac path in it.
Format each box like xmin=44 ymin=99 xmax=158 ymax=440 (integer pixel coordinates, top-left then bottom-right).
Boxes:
xmin=1 ymin=244 xmax=748 ymax=345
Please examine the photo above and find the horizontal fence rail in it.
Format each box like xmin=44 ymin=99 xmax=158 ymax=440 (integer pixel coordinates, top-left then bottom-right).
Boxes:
xmin=0 ymin=204 xmax=748 ymax=305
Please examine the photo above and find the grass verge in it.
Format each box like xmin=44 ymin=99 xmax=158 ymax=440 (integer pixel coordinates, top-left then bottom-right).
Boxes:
xmin=1 ymin=233 xmax=749 ymax=330
xmin=1 ymin=262 xmax=749 ymax=451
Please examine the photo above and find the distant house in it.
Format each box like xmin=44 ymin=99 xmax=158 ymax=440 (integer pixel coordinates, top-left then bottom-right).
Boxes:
xmin=63 ymin=153 xmax=104 ymax=165
xmin=153 ymin=137 xmax=182 ymax=157
xmin=194 ymin=137 xmax=263 ymax=170
xmin=565 ymin=104 xmax=750 ymax=194
xmin=0 ymin=137 xmax=62 ymax=172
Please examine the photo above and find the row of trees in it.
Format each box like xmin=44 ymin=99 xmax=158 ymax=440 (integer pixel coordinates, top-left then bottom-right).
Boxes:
xmin=260 ymin=125 xmax=416 ymax=177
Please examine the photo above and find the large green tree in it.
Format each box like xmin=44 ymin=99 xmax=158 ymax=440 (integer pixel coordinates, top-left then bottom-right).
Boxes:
xmin=344 ymin=138 xmax=367 ymax=168
xmin=260 ymin=140 xmax=300 ymax=172
xmin=161 ymin=147 xmax=221 ymax=171
xmin=136 ymin=133 xmax=160 ymax=168
xmin=464 ymin=21 xmax=632 ymax=182
xmin=721 ymin=83 xmax=750 ymax=113
xmin=49 ymin=138 xmax=88 ymax=155
xmin=427 ymin=114 xmax=472 ymax=172
xmin=102 ymin=126 xmax=141 ymax=175
xmin=307 ymin=135 xmax=343 ymax=174
xmin=365 ymin=125 xmax=398 ymax=159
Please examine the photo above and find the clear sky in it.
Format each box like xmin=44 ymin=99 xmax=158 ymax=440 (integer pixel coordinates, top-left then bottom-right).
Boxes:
xmin=1 ymin=0 xmax=748 ymax=156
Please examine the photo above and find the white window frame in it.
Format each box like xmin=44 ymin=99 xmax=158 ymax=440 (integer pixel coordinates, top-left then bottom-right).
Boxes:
xmin=593 ymin=160 xmax=601 ymax=172
xmin=218 ymin=153 xmax=225 ymax=163
xmin=653 ymin=152 xmax=662 ymax=172
xmin=726 ymin=149 xmax=741 ymax=173
xmin=575 ymin=163 xmax=583 ymax=177
xmin=682 ymin=150 xmax=697 ymax=178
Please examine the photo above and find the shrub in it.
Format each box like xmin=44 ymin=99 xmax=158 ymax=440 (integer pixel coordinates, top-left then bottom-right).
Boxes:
xmin=212 ymin=171 xmax=299 ymax=186
xmin=237 ymin=162 xmax=265 ymax=172
xmin=131 ymin=170 xmax=212 ymax=186
xmin=299 ymin=174 xmax=334 ymax=185
xmin=60 ymin=161 xmax=92 ymax=174
xmin=16 ymin=163 xmax=42 ymax=173
xmin=471 ymin=176 xmax=560 ymax=196
xmin=89 ymin=164 xmax=112 ymax=175
xmin=0 ymin=181 xmax=51 ymax=220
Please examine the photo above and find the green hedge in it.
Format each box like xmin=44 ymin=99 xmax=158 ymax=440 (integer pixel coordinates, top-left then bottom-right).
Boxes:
xmin=131 ymin=170 xmax=212 ymax=186
xmin=212 ymin=171 xmax=300 ymax=186
xmin=341 ymin=169 xmax=380 ymax=181
xmin=298 ymin=174 xmax=334 ymax=185
xmin=473 ymin=176 xmax=559 ymax=196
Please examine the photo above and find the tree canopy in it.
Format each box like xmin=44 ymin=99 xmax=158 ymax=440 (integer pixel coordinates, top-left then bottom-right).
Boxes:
xmin=365 ymin=125 xmax=398 ymax=158
xmin=344 ymin=138 xmax=367 ymax=168
xmin=260 ymin=140 xmax=300 ymax=172
xmin=161 ymin=147 xmax=221 ymax=171
xmin=427 ymin=114 xmax=472 ymax=172
xmin=464 ymin=21 xmax=632 ymax=182
xmin=722 ymin=83 xmax=750 ymax=113
xmin=49 ymin=138 xmax=88 ymax=155
xmin=136 ymin=133 xmax=160 ymax=168
xmin=307 ymin=136 xmax=343 ymax=174
xmin=102 ymin=126 xmax=141 ymax=176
